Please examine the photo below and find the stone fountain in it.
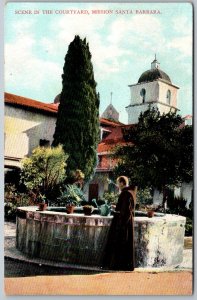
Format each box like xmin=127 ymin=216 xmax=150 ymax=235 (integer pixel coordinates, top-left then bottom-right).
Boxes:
xmin=16 ymin=206 xmax=186 ymax=268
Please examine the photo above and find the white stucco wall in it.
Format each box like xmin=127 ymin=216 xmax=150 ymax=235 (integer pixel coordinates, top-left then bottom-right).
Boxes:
xmin=5 ymin=105 xmax=56 ymax=167
xmin=127 ymin=79 xmax=179 ymax=124
xmin=181 ymin=182 xmax=193 ymax=207
xmin=174 ymin=186 xmax=181 ymax=198
xmin=129 ymin=80 xmax=178 ymax=106
xmin=158 ymin=81 xmax=178 ymax=108
xmin=153 ymin=189 xmax=163 ymax=205
xmin=126 ymin=102 xmax=177 ymax=124
xmin=129 ymin=81 xmax=159 ymax=105
xmin=153 ymin=183 xmax=193 ymax=208
xmin=5 ymin=133 xmax=29 ymax=159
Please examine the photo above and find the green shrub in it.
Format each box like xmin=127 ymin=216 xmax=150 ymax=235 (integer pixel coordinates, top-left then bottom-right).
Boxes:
xmin=165 ymin=196 xmax=193 ymax=220
xmin=136 ymin=188 xmax=153 ymax=206
xmin=20 ymin=145 xmax=68 ymax=201
xmin=101 ymin=192 xmax=119 ymax=205
xmin=4 ymin=184 xmax=31 ymax=221
xmin=185 ymin=217 xmax=193 ymax=236
xmin=167 ymin=196 xmax=187 ymax=211
xmin=54 ymin=184 xmax=86 ymax=207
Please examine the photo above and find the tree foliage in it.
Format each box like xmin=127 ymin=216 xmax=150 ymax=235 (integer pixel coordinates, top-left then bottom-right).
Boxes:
xmin=178 ymin=125 xmax=193 ymax=182
xmin=20 ymin=145 xmax=68 ymax=199
xmin=114 ymin=107 xmax=193 ymax=195
xmin=52 ymin=35 xmax=100 ymax=181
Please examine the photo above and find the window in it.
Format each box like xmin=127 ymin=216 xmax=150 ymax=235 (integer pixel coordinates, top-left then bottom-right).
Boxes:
xmin=39 ymin=139 xmax=50 ymax=147
xmin=140 ymin=88 xmax=146 ymax=103
xmin=166 ymin=90 xmax=171 ymax=105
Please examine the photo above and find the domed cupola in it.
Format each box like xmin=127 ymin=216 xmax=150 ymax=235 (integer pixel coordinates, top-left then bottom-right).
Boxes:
xmin=138 ymin=55 xmax=172 ymax=84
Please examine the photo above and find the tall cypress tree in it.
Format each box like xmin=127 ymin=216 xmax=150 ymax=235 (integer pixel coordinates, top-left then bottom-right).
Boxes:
xmin=52 ymin=35 xmax=100 ymax=180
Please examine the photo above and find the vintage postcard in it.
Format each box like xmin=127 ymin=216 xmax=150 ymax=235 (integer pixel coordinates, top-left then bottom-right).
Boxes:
xmin=4 ymin=1 xmax=193 ymax=296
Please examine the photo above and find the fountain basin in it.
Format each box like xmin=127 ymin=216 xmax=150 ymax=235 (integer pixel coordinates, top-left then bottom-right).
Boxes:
xmin=16 ymin=206 xmax=186 ymax=268
xmin=46 ymin=206 xmax=165 ymax=217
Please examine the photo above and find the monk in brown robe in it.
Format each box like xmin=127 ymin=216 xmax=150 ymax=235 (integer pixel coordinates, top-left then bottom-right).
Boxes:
xmin=101 ymin=176 xmax=137 ymax=271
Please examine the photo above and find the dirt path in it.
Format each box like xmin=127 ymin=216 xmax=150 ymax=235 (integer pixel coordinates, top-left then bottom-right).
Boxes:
xmin=5 ymin=271 xmax=192 ymax=295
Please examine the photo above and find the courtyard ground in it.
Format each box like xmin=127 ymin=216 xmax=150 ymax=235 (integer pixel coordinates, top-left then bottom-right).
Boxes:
xmin=4 ymin=221 xmax=193 ymax=295
xmin=5 ymin=271 xmax=192 ymax=295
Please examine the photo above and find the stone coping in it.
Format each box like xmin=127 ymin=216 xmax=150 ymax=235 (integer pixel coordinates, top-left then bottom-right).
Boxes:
xmin=18 ymin=206 xmax=112 ymax=220
xmin=17 ymin=206 xmax=186 ymax=223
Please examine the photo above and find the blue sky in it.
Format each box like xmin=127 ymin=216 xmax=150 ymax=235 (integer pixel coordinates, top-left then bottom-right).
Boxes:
xmin=5 ymin=2 xmax=193 ymax=123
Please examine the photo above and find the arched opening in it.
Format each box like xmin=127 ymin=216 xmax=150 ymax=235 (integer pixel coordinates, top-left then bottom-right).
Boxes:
xmin=140 ymin=88 xmax=146 ymax=103
xmin=166 ymin=90 xmax=171 ymax=105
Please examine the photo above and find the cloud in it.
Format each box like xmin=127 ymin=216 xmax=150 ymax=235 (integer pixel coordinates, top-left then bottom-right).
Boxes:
xmin=5 ymin=4 xmax=193 ymax=120
xmin=5 ymin=34 xmax=62 ymax=101
xmin=39 ymin=37 xmax=58 ymax=55
xmin=7 ymin=9 xmax=191 ymax=93
xmin=166 ymin=15 xmax=192 ymax=58
xmin=167 ymin=36 xmax=192 ymax=57
xmin=107 ymin=15 xmax=163 ymax=46
xmin=45 ymin=13 xmax=164 ymax=80
xmin=37 ymin=14 xmax=131 ymax=80
xmin=90 ymin=37 xmax=132 ymax=77
xmin=11 ymin=19 xmax=36 ymax=35
xmin=172 ymin=15 xmax=192 ymax=36
xmin=97 ymin=15 xmax=165 ymax=77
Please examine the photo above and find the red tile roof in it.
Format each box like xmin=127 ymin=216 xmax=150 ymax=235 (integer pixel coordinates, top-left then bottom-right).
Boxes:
xmin=5 ymin=93 xmax=128 ymax=128
xmin=4 ymin=93 xmax=126 ymax=126
xmin=98 ymin=125 xmax=134 ymax=153
xmin=102 ymin=126 xmax=124 ymax=143
xmin=100 ymin=118 xmax=124 ymax=127
xmin=5 ymin=92 xmax=58 ymax=115
xmin=183 ymin=115 xmax=192 ymax=119
xmin=5 ymin=92 xmax=131 ymax=152
xmin=98 ymin=141 xmax=128 ymax=153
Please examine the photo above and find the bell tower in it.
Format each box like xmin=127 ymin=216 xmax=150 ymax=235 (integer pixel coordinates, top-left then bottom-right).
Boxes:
xmin=126 ymin=57 xmax=180 ymax=124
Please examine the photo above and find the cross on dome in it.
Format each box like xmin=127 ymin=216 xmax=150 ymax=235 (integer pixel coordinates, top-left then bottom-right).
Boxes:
xmin=151 ymin=54 xmax=160 ymax=69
